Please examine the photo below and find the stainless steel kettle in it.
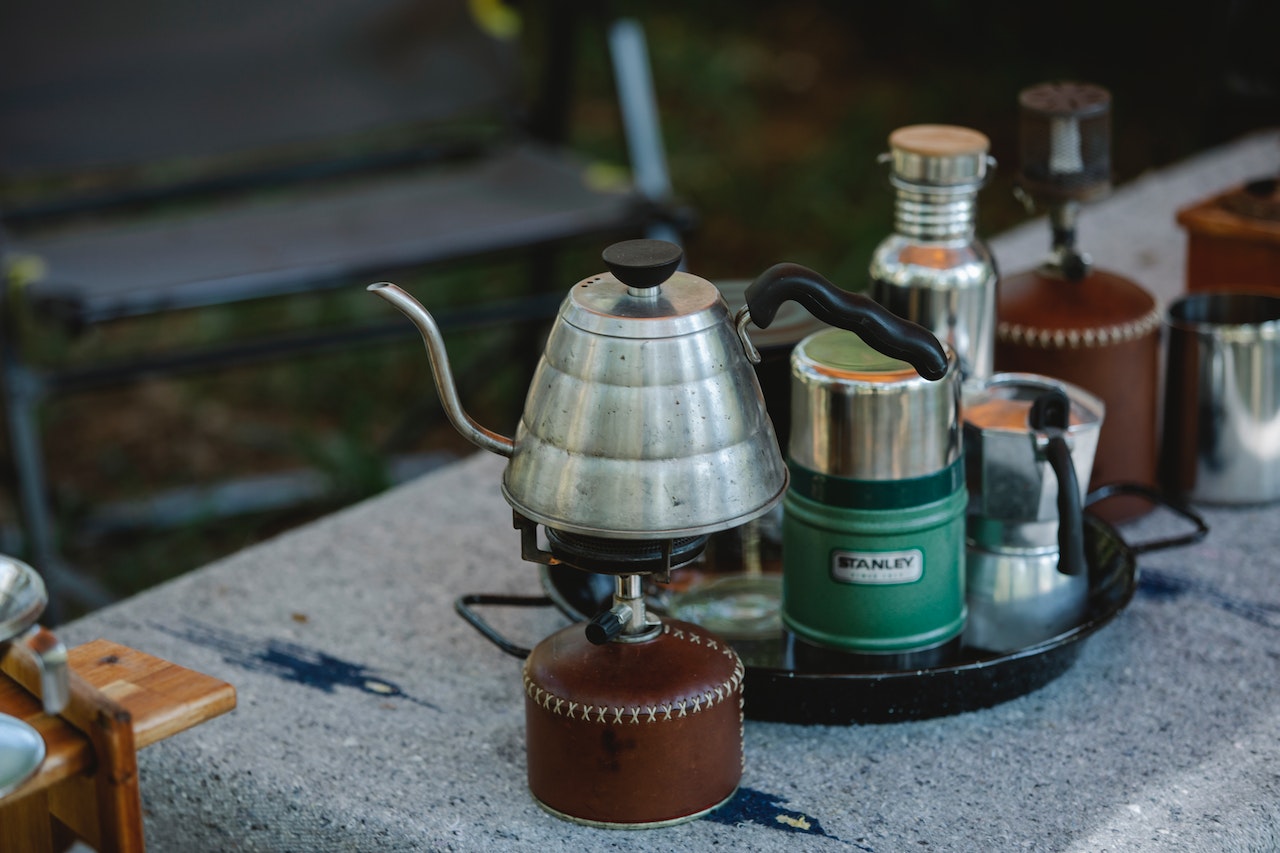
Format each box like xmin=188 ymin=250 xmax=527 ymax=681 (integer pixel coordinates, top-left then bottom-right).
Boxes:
xmin=371 ymin=240 xmax=947 ymax=544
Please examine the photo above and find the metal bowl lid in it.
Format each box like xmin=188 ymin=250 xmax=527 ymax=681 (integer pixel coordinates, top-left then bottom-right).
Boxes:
xmin=0 ymin=713 xmax=45 ymax=798
xmin=0 ymin=556 xmax=46 ymax=642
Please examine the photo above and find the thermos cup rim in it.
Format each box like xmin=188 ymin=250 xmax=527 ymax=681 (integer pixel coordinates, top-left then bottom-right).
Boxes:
xmin=799 ymin=327 xmax=923 ymax=383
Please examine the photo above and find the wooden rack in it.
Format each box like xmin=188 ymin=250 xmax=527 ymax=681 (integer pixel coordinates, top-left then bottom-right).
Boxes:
xmin=0 ymin=639 xmax=236 ymax=852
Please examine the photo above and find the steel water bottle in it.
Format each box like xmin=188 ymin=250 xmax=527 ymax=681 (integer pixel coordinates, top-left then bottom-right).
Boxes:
xmin=870 ymin=123 xmax=998 ymax=390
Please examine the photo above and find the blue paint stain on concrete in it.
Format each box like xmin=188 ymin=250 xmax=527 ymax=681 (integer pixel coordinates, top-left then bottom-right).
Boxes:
xmin=1138 ymin=569 xmax=1280 ymax=630
xmin=705 ymin=786 xmax=868 ymax=848
xmin=154 ymin=619 xmax=439 ymax=710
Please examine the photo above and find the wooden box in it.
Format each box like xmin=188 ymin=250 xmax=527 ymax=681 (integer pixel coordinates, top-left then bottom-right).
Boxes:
xmin=1176 ymin=176 xmax=1280 ymax=293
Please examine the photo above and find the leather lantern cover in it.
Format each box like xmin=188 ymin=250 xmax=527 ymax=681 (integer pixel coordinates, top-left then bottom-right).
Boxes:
xmin=996 ymin=267 xmax=1161 ymax=522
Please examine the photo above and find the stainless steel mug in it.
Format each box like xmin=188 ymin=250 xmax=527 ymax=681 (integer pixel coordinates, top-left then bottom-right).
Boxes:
xmin=1160 ymin=292 xmax=1280 ymax=505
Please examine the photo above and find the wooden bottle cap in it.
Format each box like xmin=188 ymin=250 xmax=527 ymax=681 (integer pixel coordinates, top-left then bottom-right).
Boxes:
xmin=887 ymin=124 xmax=991 ymax=185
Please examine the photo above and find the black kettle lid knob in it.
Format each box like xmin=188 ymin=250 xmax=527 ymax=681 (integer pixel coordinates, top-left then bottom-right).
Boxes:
xmin=602 ymin=239 xmax=683 ymax=289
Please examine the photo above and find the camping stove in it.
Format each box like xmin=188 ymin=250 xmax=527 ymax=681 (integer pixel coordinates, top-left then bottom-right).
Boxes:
xmin=514 ymin=515 xmax=745 ymax=827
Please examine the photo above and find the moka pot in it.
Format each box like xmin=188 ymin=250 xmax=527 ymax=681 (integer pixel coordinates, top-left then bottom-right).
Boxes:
xmin=962 ymin=373 xmax=1104 ymax=652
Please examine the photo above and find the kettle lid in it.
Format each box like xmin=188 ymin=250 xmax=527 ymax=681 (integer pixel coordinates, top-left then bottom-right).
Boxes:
xmin=562 ymin=240 xmax=728 ymax=339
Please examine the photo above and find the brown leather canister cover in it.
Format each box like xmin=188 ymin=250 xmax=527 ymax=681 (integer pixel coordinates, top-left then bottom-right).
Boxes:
xmin=1177 ymin=179 xmax=1280 ymax=296
xmin=996 ymin=268 xmax=1161 ymax=522
xmin=523 ymin=618 xmax=744 ymax=826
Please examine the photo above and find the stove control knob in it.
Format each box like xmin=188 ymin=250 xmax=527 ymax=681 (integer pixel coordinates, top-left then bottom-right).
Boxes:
xmin=585 ymin=604 xmax=633 ymax=645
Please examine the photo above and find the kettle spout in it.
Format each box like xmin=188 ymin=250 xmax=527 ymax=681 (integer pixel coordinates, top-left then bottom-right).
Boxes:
xmin=368 ymin=282 xmax=514 ymax=459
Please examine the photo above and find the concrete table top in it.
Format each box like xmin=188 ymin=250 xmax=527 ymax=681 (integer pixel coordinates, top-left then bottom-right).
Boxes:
xmin=62 ymin=128 xmax=1280 ymax=852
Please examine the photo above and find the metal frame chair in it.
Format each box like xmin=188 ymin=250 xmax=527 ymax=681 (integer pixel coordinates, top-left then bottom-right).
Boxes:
xmin=0 ymin=0 xmax=689 ymax=616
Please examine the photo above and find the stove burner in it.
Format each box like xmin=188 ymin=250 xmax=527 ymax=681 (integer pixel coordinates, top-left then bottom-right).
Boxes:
xmin=545 ymin=529 xmax=708 ymax=574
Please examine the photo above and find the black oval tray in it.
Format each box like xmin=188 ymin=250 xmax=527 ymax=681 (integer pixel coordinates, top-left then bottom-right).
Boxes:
xmin=540 ymin=513 xmax=1138 ymax=725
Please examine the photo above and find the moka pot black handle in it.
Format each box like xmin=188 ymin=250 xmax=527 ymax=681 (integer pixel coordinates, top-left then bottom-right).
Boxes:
xmin=1029 ymin=389 xmax=1087 ymax=577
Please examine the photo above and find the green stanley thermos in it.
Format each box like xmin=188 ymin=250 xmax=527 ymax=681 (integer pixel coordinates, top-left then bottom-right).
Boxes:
xmin=783 ymin=328 xmax=966 ymax=671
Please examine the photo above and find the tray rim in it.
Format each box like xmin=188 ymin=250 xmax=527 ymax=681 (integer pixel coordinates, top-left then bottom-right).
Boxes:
xmin=539 ymin=511 xmax=1138 ymax=723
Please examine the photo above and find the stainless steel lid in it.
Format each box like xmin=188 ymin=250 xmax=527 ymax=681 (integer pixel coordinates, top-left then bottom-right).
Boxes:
xmin=560 ymin=269 xmax=728 ymax=339
xmin=789 ymin=328 xmax=960 ymax=480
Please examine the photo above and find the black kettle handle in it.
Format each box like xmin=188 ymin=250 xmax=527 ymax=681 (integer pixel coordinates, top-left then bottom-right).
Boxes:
xmin=1029 ymin=389 xmax=1086 ymax=576
xmin=745 ymin=262 xmax=949 ymax=380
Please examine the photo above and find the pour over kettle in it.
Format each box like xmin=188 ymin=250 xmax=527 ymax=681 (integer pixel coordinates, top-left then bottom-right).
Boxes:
xmin=371 ymin=240 xmax=948 ymax=546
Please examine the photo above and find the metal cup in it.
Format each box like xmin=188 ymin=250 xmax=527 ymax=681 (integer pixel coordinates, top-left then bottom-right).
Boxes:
xmin=0 ymin=556 xmax=69 ymax=715
xmin=1160 ymin=292 xmax=1280 ymax=505
xmin=0 ymin=555 xmax=68 ymax=799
